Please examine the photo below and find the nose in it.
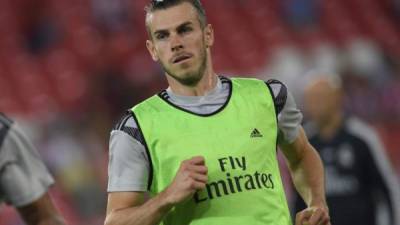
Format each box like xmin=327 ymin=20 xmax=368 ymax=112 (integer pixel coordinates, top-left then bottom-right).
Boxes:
xmin=170 ymin=34 xmax=184 ymax=52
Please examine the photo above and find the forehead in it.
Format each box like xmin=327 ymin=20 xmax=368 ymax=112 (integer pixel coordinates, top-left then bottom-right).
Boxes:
xmin=306 ymin=80 xmax=334 ymax=95
xmin=147 ymin=2 xmax=199 ymax=32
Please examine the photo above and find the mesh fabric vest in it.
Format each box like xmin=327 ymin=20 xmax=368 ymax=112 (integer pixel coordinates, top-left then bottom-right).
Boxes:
xmin=131 ymin=78 xmax=292 ymax=225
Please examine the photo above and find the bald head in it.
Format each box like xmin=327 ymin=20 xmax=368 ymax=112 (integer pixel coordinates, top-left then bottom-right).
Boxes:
xmin=304 ymin=74 xmax=344 ymax=127
xmin=307 ymin=73 xmax=342 ymax=91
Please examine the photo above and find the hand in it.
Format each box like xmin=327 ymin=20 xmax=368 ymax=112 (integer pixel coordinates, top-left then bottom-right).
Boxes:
xmin=296 ymin=205 xmax=331 ymax=225
xmin=162 ymin=156 xmax=208 ymax=205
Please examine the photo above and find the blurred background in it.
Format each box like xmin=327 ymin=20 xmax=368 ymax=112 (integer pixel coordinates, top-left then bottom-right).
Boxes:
xmin=0 ymin=0 xmax=399 ymax=224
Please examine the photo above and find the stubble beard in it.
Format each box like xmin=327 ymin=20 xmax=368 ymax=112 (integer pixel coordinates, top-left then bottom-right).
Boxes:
xmin=161 ymin=48 xmax=208 ymax=87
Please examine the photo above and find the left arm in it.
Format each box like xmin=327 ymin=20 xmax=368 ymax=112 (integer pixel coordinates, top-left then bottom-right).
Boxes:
xmin=265 ymin=79 xmax=330 ymax=225
xmin=280 ymin=127 xmax=330 ymax=225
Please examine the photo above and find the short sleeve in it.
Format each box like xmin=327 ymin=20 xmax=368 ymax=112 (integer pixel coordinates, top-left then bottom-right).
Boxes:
xmin=265 ymin=79 xmax=303 ymax=144
xmin=0 ymin=123 xmax=54 ymax=207
xmin=107 ymin=114 xmax=150 ymax=192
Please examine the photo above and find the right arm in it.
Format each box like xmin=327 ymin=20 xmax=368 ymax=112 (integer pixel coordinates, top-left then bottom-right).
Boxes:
xmin=106 ymin=112 xmax=207 ymax=225
xmin=105 ymin=156 xmax=208 ymax=225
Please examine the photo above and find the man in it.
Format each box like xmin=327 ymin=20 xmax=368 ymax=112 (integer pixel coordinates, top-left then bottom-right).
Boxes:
xmin=0 ymin=113 xmax=66 ymax=225
xmin=294 ymin=73 xmax=400 ymax=225
xmin=105 ymin=1 xmax=330 ymax=225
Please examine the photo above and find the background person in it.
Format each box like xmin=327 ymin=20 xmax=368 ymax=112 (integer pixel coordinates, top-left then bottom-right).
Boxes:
xmin=293 ymin=73 xmax=400 ymax=225
xmin=0 ymin=113 xmax=66 ymax=225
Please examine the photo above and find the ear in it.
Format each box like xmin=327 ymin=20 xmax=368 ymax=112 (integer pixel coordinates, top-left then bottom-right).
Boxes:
xmin=146 ymin=39 xmax=159 ymax=61
xmin=204 ymin=24 xmax=214 ymax=48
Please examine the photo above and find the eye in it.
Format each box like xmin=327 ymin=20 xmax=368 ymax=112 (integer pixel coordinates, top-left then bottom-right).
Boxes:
xmin=155 ymin=32 xmax=168 ymax=40
xmin=179 ymin=26 xmax=193 ymax=35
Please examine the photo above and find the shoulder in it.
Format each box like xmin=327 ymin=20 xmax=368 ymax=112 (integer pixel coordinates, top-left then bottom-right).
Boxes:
xmin=113 ymin=111 xmax=136 ymax=130
xmin=232 ymin=77 xmax=290 ymax=114
xmin=130 ymin=92 xmax=171 ymax=116
xmin=264 ymin=79 xmax=287 ymax=98
xmin=264 ymin=79 xmax=288 ymax=115
xmin=230 ymin=77 xmax=286 ymax=94
xmin=230 ymin=76 xmax=269 ymax=87
xmin=112 ymin=111 xmax=145 ymax=146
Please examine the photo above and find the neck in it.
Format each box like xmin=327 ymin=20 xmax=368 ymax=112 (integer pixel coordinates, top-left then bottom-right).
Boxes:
xmin=318 ymin=112 xmax=343 ymax=140
xmin=167 ymin=53 xmax=217 ymax=96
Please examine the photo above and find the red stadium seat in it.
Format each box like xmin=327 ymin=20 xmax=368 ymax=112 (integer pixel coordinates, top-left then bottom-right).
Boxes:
xmin=0 ymin=70 xmax=25 ymax=114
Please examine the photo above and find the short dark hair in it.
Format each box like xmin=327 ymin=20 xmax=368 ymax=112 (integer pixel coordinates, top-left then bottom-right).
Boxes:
xmin=145 ymin=0 xmax=207 ymax=29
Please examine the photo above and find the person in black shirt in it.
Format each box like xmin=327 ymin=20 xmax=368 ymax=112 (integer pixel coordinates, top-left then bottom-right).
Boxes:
xmin=294 ymin=74 xmax=400 ymax=225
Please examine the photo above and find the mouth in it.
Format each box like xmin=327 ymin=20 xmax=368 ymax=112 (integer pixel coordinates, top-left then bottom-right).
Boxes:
xmin=172 ymin=53 xmax=193 ymax=64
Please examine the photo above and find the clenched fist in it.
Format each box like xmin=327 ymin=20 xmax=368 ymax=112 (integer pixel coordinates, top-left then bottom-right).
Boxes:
xmin=162 ymin=156 xmax=208 ymax=205
xmin=296 ymin=205 xmax=331 ymax=225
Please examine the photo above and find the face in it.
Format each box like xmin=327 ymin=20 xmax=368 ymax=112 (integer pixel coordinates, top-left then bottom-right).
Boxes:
xmin=146 ymin=2 xmax=213 ymax=86
xmin=304 ymin=79 xmax=342 ymax=126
